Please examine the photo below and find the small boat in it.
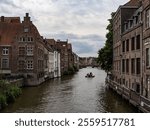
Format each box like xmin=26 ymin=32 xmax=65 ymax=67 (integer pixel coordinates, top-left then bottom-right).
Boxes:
xmin=85 ymin=75 xmax=95 ymax=78
xmin=85 ymin=72 xmax=95 ymax=78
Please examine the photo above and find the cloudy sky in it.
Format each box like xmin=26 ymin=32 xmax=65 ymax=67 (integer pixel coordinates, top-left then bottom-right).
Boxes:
xmin=0 ymin=0 xmax=129 ymax=57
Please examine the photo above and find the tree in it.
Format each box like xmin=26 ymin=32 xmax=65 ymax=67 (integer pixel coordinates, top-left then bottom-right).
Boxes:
xmin=97 ymin=12 xmax=115 ymax=72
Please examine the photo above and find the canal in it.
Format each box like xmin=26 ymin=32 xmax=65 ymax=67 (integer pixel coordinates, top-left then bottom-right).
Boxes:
xmin=1 ymin=67 xmax=138 ymax=113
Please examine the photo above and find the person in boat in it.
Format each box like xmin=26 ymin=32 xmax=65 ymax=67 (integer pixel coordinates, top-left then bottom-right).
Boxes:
xmin=87 ymin=73 xmax=90 ymax=77
xmin=89 ymin=72 xmax=93 ymax=77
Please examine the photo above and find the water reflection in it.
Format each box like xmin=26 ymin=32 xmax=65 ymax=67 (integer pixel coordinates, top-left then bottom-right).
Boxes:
xmin=1 ymin=67 xmax=138 ymax=113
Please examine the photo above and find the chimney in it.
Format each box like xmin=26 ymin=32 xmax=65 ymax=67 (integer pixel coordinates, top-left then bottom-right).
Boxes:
xmin=1 ymin=16 xmax=4 ymax=22
xmin=23 ymin=13 xmax=31 ymax=23
xmin=26 ymin=13 xmax=29 ymax=17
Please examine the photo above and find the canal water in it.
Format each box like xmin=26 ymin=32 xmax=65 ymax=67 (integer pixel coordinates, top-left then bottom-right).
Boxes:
xmin=1 ymin=67 xmax=138 ymax=113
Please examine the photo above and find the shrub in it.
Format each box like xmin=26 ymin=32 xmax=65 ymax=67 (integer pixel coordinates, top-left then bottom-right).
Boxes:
xmin=0 ymin=80 xmax=22 ymax=109
xmin=0 ymin=93 xmax=7 ymax=109
xmin=4 ymin=85 xmax=22 ymax=103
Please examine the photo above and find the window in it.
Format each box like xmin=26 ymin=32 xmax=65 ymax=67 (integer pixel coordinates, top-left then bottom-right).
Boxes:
xmin=19 ymin=47 xmax=25 ymax=56
xmin=123 ymin=79 xmax=125 ymax=85
xmin=24 ymin=28 xmax=29 ymax=33
xmin=146 ymin=9 xmax=150 ymax=28
xmin=136 ymin=35 xmax=140 ymax=50
xmin=18 ymin=60 xmax=25 ymax=71
xmin=122 ymin=41 xmax=125 ymax=52
xmin=31 ymin=37 xmax=33 ymax=41
xmin=146 ymin=48 xmax=150 ymax=67
xmin=38 ymin=49 xmax=44 ymax=58
xmin=2 ymin=47 xmax=9 ymax=55
xmin=131 ymin=37 xmax=135 ymax=50
xmin=136 ymin=83 xmax=140 ymax=93
xmin=38 ymin=60 xmax=43 ymax=69
xmin=55 ymin=52 xmax=57 ymax=58
xmin=27 ymin=46 xmax=33 ymax=55
xmin=23 ymin=37 xmax=25 ymax=42
xmin=126 ymin=39 xmax=129 ymax=52
xmin=126 ymin=59 xmax=129 ymax=74
xmin=130 ymin=20 xmax=133 ymax=27
xmin=135 ymin=16 xmax=138 ymax=24
xmin=27 ymin=37 xmax=33 ymax=42
xmin=122 ymin=59 xmax=125 ymax=73
xmin=1 ymin=58 xmax=9 ymax=69
xmin=131 ymin=58 xmax=135 ymax=74
xmin=27 ymin=60 xmax=33 ymax=70
xmin=146 ymin=75 xmax=150 ymax=98
xmin=136 ymin=58 xmax=141 ymax=74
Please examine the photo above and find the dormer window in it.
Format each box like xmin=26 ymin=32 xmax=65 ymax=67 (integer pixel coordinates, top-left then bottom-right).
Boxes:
xmin=2 ymin=47 xmax=9 ymax=55
xmin=135 ymin=16 xmax=138 ymax=25
xmin=125 ymin=22 xmax=128 ymax=30
xmin=130 ymin=19 xmax=133 ymax=27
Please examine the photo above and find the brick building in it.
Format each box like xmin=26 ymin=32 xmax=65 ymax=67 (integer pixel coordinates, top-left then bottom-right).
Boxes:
xmin=68 ymin=43 xmax=74 ymax=69
xmin=56 ymin=40 xmax=69 ymax=75
xmin=0 ymin=13 xmax=79 ymax=86
xmin=111 ymin=0 xmax=150 ymax=112
xmin=0 ymin=13 xmax=46 ymax=86
xmin=143 ymin=0 xmax=150 ymax=101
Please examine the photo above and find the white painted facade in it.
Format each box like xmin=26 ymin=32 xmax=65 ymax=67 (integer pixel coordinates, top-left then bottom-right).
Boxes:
xmin=54 ymin=50 xmax=61 ymax=78
xmin=48 ymin=51 xmax=54 ymax=78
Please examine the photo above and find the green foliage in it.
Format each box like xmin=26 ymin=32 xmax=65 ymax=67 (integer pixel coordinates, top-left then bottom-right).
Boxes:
xmin=97 ymin=12 xmax=115 ymax=72
xmin=0 ymin=93 xmax=7 ymax=109
xmin=73 ymin=65 xmax=78 ymax=71
xmin=0 ymin=80 xmax=22 ymax=109
xmin=63 ymin=65 xmax=79 ymax=75
xmin=4 ymin=85 xmax=22 ymax=103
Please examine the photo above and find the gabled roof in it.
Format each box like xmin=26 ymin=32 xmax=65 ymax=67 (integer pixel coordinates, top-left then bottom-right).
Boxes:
xmin=0 ymin=22 xmax=22 ymax=45
xmin=0 ymin=14 xmax=42 ymax=45
xmin=0 ymin=16 xmax=20 ymax=23
xmin=124 ymin=0 xmax=140 ymax=6
xmin=46 ymin=39 xmax=56 ymax=45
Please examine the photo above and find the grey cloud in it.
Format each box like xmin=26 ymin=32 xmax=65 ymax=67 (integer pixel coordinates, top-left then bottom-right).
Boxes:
xmin=0 ymin=0 xmax=129 ymax=57
xmin=45 ymin=32 xmax=104 ymax=56
xmin=73 ymin=41 xmax=95 ymax=54
xmin=47 ymin=32 xmax=105 ymax=43
xmin=0 ymin=0 xmax=17 ymax=7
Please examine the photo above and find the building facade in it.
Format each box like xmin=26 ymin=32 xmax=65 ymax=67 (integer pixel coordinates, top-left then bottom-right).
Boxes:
xmin=0 ymin=13 xmax=79 ymax=86
xmin=142 ymin=0 xmax=150 ymax=103
xmin=111 ymin=0 xmax=150 ymax=112
xmin=0 ymin=13 xmax=47 ymax=86
xmin=46 ymin=39 xmax=61 ymax=78
xmin=56 ymin=40 xmax=69 ymax=75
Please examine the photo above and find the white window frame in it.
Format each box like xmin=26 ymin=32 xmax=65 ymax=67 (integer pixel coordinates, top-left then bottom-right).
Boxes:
xmin=2 ymin=47 xmax=9 ymax=55
xmin=27 ymin=46 xmax=33 ymax=56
